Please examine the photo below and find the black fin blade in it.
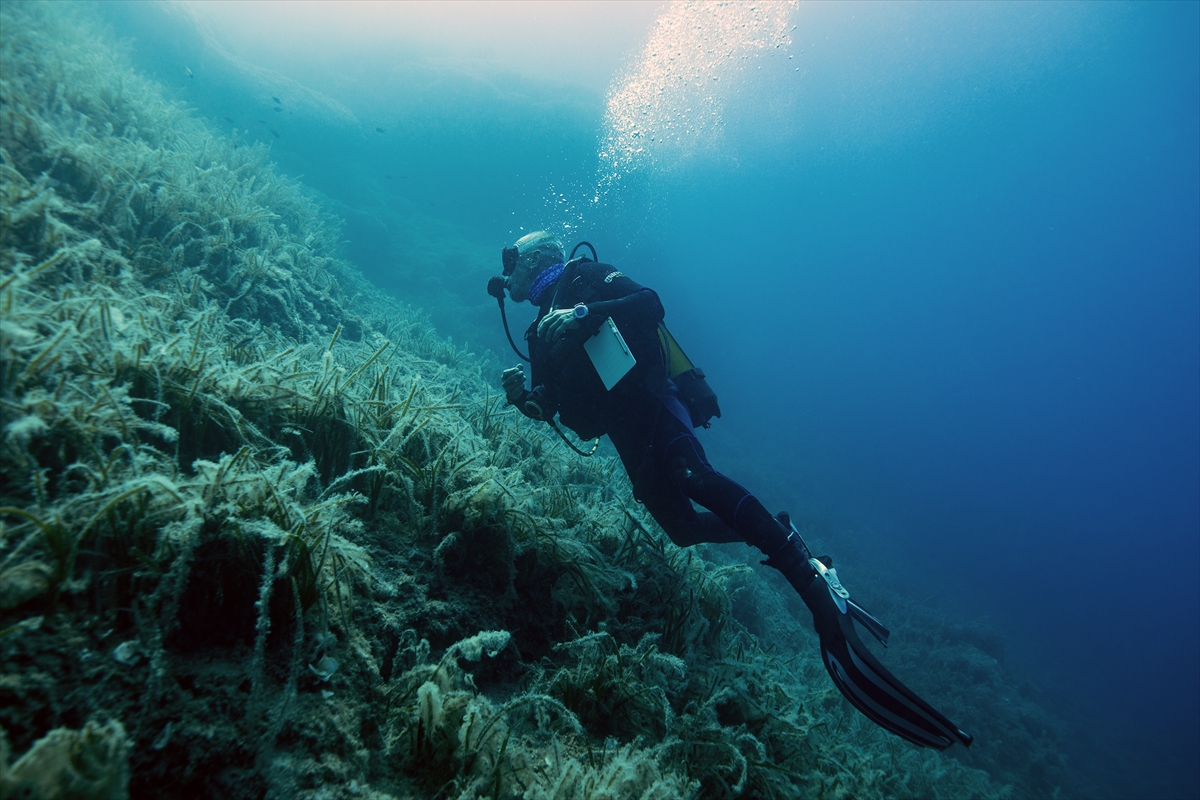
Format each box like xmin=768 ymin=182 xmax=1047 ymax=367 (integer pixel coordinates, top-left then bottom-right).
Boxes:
xmin=819 ymin=613 xmax=972 ymax=749
xmin=847 ymin=598 xmax=891 ymax=647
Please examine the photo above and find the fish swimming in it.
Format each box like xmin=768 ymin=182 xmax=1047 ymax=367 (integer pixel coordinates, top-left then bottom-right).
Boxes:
xmin=274 ymin=107 xmax=282 ymax=113
xmin=376 ymin=127 xmax=386 ymax=133
xmin=257 ymin=119 xmax=266 ymax=124
xmin=272 ymin=95 xmax=281 ymax=104
xmin=223 ymin=117 xmax=234 ymax=123
xmin=270 ymin=130 xmax=280 ymax=138
xmin=186 ymin=66 xmax=193 ymax=78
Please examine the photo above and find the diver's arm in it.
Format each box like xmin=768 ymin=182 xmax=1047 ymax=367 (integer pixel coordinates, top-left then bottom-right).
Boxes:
xmin=577 ymin=287 xmax=664 ymax=338
xmin=537 ymin=266 xmax=663 ymax=342
xmin=538 ymin=287 xmax=663 ymax=343
xmin=556 ymin=286 xmax=662 ymax=345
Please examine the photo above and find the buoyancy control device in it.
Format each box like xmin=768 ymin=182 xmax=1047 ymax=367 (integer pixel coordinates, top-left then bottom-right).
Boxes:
xmin=656 ymin=323 xmax=721 ymax=428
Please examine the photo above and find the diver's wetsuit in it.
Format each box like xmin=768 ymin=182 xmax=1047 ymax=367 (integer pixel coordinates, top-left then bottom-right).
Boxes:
xmin=513 ymin=259 xmax=789 ymax=557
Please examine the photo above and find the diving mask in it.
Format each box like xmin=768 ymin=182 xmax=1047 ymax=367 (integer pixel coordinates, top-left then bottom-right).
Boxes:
xmin=501 ymin=245 xmax=520 ymax=276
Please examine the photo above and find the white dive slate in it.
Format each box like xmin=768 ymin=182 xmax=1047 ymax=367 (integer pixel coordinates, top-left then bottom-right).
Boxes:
xmin=583 ymin=317 xmax=637 ymax=390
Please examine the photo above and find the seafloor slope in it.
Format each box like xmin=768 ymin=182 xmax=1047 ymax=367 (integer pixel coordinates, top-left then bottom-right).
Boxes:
xmin=0 ymin=4 xmax=1072 ymax=799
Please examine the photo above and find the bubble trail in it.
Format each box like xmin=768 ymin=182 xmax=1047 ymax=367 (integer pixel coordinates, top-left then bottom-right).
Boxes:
xmin=598 ymin=0 xmax=797 ymax=189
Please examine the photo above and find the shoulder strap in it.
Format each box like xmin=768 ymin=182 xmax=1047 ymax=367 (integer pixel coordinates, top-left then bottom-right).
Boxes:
xmin=548 ymin=256 xmax=589 ymax=311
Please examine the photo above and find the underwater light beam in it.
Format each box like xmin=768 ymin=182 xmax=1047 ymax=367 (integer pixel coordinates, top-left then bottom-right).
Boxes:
xmin=598 ymin=0 xmax=798 ymax=190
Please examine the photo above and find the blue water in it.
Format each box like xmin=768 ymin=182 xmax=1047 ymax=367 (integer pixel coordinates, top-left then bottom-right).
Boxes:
xmin=99 ymin=2 xmax=1199 ymax=796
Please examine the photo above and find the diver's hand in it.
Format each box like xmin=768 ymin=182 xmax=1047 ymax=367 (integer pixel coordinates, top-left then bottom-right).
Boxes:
xmin=537 ymin=309 xmax=581 ymax=343
xmin=501 ymin=366 xmax=526 ymax=404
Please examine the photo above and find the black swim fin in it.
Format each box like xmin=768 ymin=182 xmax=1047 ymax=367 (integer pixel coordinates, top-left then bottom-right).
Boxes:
xmin=800 ymin=565 xmax=974 ymax=749
xmin=767 ymin=517 xmax=973 ymax=749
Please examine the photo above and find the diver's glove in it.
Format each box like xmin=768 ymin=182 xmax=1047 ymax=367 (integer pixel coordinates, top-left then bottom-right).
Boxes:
xmin=767 ymin=516 xmax=974 ymax=750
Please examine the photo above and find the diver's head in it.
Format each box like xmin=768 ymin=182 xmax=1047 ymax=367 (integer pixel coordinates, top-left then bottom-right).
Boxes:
xmin=503 ymin=231 xmax=564 ymax=303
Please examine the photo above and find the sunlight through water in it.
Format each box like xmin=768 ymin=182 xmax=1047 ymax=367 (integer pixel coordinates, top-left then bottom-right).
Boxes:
xmin=598 ymin=0 xmax=797 ymax=193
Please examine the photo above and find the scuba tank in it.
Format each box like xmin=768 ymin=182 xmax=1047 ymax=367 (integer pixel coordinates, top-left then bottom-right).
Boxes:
xmin=656 ymin=323 xmax=721 ymax=428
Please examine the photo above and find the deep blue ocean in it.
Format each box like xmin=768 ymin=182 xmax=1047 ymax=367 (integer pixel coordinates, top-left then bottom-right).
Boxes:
xmin=95 ymin=2 xmax=1198 ymax=796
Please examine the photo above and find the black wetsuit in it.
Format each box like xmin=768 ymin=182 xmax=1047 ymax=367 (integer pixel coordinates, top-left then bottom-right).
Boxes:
xmin=514 ymin=259 xmax=788 ymax=557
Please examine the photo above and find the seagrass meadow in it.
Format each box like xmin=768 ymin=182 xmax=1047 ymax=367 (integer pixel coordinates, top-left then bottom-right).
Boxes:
xmin=1 ymin=4 xmax=1080 ymax=799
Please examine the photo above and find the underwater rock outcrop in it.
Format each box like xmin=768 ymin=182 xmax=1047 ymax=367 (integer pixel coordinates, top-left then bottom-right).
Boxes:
xmin=1 ymin=3 xmax=1074 ymax=798
xmin=0 ymin=719 xmax=129 ymax=800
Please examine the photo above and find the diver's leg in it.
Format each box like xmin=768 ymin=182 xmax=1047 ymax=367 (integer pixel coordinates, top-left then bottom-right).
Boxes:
xmin=608 ymin=406 xmax=742 ymax=547
xmin=608 ymin=398 xmax=785 ymax=552
xmin=655 ymin=418 xmax=790 ymax=555
xmin=691 ymin=511 xmax=744 ymax=544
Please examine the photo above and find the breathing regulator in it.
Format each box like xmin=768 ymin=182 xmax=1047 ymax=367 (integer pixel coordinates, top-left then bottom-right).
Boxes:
xmin=487 ymin=241 xmax=597 ymax=362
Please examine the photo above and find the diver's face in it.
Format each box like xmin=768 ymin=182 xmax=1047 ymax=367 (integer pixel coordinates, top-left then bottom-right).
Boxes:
xmin=507 ymin=251 xmax=540 ymax=303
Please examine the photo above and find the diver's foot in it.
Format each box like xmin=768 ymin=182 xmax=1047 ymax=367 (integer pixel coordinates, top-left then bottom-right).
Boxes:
xmin=774 ymin=511 xmax=832 ymax=567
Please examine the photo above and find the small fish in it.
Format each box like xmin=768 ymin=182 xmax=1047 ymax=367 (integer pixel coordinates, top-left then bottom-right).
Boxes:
xmin=223 ymin=116 xmax=234 ymax=123
xmin=186 ymin=66 xmax=193 ymax=78
xmin=384 ymin=175 xmax=393 ymax=180
xmin=273 ymin=107 xmax=282 ymax=113
xmin=257 ymin=119 xmax=266 ymax=124
xmin=271 ymin=95 xmax=281 ymax=104
xmin=375 ymin=127 xmax=386 ymax=133
xmin=270 ymin=129 xmax=279 ymax=138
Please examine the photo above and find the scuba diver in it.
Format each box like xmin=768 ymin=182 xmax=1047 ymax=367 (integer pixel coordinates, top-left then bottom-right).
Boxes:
xmin=486 ymin=231 xmax=973 ymax=750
